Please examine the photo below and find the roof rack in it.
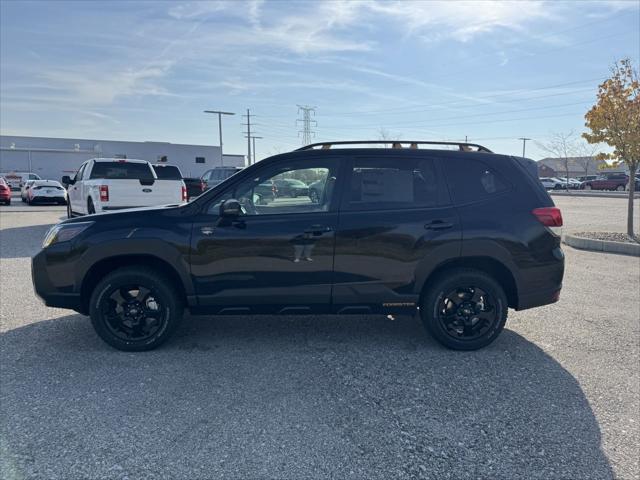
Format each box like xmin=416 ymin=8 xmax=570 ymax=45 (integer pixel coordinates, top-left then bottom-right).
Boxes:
xmin=296 ymin=140 xmax=493 ymax=153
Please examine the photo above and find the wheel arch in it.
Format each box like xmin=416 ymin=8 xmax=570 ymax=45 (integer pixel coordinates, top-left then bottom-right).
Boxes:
xmin=79 ymin=254 xmax=188 ymax=315
xmin=419 ymin=256 xmax=519 ymax=309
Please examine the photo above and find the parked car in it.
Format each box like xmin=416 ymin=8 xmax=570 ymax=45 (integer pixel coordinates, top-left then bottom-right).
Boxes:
xmin=558 ymin=177 xmax=581 ymax=189
xmin=63 ymin=158 xmax=187 ymax=217
xmin=26 ymin=180 xmax=67 ymax=205
xmin=33 ymin=140 xmax=564 ymax=352
xmin=581 ymin=173 xmax=629 ymax=191
xmin=183 ymin=177 xmax=206 ymax=200
xmin=577 ymin=175 xmax=598 ymax=182
xmin=539 ymin=177 xmax=564 ymax=190
xmin=20 ymin=180 xmax=36 ymax=202
xmin=151 ymin=163 xmax=189 ymax=200
xmin=0 ymin=172 xmax=41 ymax=190
xmin=273 ymin=178 xmax=309 ymax=198
xmin=308 ymin=178 xmax=325 ymax=203
xmin=201 ymin=166 xmax=243 ymax=190
xmin=0 ymin=177 xmax=11 ymax=205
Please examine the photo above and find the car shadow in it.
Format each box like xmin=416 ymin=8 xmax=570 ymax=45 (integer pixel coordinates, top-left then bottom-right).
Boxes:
xmin=0 ymin=314 xmax=614 ymax=479
xmin=0 ymin=224 xmax=53 ymax=258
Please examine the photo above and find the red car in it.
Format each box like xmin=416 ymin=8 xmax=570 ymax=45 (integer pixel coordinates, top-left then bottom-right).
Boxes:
xmin=581 ymin=173 xmax=628 ymax=191
xmin=0 ymin=177 xmax=11 ymax=205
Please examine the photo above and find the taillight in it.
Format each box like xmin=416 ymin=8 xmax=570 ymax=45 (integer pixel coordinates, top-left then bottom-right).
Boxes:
xmin=181 ymin=186 xmax=187 ymax=202
xmin=99 ymin=185 xmax=109 ymax=202
xmin=532 ymin=207 xmax=562 ymax=235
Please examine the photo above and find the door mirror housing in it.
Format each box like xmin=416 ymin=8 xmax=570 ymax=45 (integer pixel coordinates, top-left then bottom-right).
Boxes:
xmin=62 ymin=176 xmax=74 ymax=186
xmin=220 ymin=199 xmax=243 ymax=217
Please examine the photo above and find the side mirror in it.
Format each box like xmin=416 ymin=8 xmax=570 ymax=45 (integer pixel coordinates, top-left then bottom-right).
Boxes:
xmin=62 ymin=176 xmax=73 ymax=185
xmin=220 ymin=199 xmax=243 ymax=217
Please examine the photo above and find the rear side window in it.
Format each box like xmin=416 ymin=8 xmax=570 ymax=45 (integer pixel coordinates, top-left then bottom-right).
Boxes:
xmin=442 ymin=157 xmax=508 ymax=204
xmin=153 ymin=165 xmax=182 ymax=179
xmin=345 ymin=157 xmax=445 ymax=211
xmin=90 ymin=162 xmax=154 ymax=180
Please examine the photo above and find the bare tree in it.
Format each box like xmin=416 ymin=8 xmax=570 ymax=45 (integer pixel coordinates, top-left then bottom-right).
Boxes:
xmin=377 ymin=127 xmax=401 ymax=147
xmin=536 ymin=131 xmax=579 ymax=190
xmin=574 ymin=141 xmax=600 ymax=177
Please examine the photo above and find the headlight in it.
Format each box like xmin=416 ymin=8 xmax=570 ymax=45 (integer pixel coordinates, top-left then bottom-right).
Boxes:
xmin=42 ymin=222 xmax=94 ymax=248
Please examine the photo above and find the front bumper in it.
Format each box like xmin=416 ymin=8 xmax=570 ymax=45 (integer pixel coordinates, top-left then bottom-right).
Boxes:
xmin=32 ymin=247 xmax=83 ymax=313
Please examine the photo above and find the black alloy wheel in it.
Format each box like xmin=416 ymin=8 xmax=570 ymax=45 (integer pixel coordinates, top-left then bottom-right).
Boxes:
xmin=421 ymin=269 xmax=507 ymax=350
xmin=90 ymin=267 xmax=183 ymax=351
xmin=437 ymin=286 xmax=497 ymax=341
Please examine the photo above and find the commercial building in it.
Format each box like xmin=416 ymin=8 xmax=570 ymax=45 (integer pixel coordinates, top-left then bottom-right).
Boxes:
xmin=0 ymin=135 xmax=245 ymax=180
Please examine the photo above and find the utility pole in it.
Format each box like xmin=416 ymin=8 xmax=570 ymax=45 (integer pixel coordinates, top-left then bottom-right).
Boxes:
xmin=242 ymin=109 xmax=255 ymax=166
xmin=249 ymin=136 xmax=263 ymax=164
xmin=296 ymin=105 xmax=317 ymax=146
xmin=518 ymin=137 xmax=531 ymax=158
xmin=204 ymin=110 xmax=235 ymax=166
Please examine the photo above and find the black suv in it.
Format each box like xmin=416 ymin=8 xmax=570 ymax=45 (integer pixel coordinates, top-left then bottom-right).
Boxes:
xmin=33 ymin=141 xmax=564 ymax=352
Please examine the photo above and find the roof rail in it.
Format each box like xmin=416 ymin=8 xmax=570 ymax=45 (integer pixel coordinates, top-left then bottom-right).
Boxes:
xmin=296 ymin=140 xmax=493 ymax=153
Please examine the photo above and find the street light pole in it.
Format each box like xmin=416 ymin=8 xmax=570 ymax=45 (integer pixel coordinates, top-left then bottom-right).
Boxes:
xmin=518 ymin=137 xmax=531 ymax=158
xmin=204 ymin=110 xmax=235 ymax=166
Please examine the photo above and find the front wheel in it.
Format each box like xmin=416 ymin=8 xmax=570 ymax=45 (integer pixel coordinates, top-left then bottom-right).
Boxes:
xmin=616 ymin=185 xmax=625 ymax=191
xmin=421 ymin=269 xmax=508 ymax=350
xmin=89 ymin=267 xmax=184 ymax=351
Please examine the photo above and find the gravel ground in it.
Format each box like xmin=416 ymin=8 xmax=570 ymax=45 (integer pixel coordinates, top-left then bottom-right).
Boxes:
xmin=573 ymin=232 xmax=639 ymax=244
xmin=1 ymin=196 xmax=639 ymax=480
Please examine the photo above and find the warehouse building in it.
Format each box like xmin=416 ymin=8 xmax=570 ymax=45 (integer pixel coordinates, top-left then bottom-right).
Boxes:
xmin=0 ymin=135 xmax=245 ymax=181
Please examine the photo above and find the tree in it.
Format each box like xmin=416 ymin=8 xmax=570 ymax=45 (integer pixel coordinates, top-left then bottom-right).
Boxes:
xmin=583 ymin=58 xmax=640 ymax=236
xmin=536 ymin=131 xmax=578 ymax=190
xmin=574 ymin=141 xmax=600 ymax=177
xmin=377 ymin=127 xmax=401 ymax=147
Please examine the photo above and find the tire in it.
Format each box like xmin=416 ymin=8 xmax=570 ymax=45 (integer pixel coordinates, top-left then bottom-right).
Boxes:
xmin=421 ymin=268 xmax=508 ymax=350
xmin=21 ymin=196 xmax=25 ymax=203
xmin=616 ymin=185 xmax=624 ymax=191
xmin=89 ymin=267 xmax=184 ymax=351
xmin=67 ymin=202 xmax=73 ymax=219
xmin=87 ymin=198 xmax=96 ymax=215
xmin=584 ymin=184 xmax=592 ymax=190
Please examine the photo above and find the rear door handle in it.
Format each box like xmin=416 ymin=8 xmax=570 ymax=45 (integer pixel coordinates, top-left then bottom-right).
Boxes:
xmin=304 ymin=225 xmax=333 ymax=235
xmin=425 ymin=220 xmax=453 ymax=230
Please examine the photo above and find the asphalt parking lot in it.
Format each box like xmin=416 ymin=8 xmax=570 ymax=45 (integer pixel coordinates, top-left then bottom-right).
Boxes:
xmin=1 ymin=194 xmax=638 ymax=479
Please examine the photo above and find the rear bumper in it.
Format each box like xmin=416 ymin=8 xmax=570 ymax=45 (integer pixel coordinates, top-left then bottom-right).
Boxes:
xmin=31 ymin=196 xmax=66 ymax=203
xmin=516 ymin=285 xmax=562 ymax=310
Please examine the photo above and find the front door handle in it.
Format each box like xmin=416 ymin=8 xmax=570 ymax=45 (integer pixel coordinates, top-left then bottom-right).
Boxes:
xmin=425 ymin=220 xmax=453 ymax=230
xmin=304 ymin=225 xmax=333 ymax=235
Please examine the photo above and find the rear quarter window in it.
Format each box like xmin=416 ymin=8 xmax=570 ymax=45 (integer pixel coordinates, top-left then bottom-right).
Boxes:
xmin=442 ymin=157 xmax=509 ymax=205
xmin=90 ymin=162 xmax=155 ymax=180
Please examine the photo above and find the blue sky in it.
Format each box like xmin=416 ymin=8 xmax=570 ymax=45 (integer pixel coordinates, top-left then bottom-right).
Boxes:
xmin=1 ymin=0 xmax=639 ymax=160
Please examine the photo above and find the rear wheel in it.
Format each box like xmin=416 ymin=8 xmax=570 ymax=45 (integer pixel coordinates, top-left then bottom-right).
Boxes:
xmin=421 ymin=269 xmax=507 ymax=350
xmin=89 ymin=267 xmax=184 ymax=351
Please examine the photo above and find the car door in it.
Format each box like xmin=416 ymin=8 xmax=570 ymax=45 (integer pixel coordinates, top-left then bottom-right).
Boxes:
xmin=332 ymin=153 xmax=461 ymax=314
xmin=68 ymin=162 xmax=87 ymax=214
xmin=189 ymin=157 xmax=344 ymax=314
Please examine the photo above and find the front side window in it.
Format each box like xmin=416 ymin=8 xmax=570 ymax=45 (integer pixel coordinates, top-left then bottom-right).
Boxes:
xmin=345 ymin=157 xmax=443 ymax=211
xmin=442 ymin=157 xmax=508 ymax=205
xmin=208 ymin=160 xmax=339 ymax=216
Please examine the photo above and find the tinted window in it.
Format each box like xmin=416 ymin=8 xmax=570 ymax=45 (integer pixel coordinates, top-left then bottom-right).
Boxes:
xmin=152 ymin=165 xmax=182 ymax=179
xmin=346 ymin=157 xmax=442 ymax=211
xmin=208 ymin=161 xmax=338 ymax=216
xmin=90 ymin=162 xmax=154 ymax=180
xmin=442 ymin=157 xmax=508 ymax=204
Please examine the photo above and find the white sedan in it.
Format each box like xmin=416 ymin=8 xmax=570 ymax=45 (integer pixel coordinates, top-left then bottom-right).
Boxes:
xmin=20 ymin=180 xmax=36 ymax=202
xmin=27 ymin=180 xmax=67 ymax=205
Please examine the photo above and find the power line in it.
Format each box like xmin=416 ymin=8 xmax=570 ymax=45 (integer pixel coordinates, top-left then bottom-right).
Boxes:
xmin=296 ymin=105 xmax=317 ymax=146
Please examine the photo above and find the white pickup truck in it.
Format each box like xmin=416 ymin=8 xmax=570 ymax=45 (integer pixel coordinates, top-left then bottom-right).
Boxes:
xmin=63 ymin=158 xmax=187 ymax=217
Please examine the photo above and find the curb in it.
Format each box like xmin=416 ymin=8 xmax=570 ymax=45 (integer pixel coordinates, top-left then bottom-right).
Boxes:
xmin=563 ymin=234 xmax=640 ymax=257
xmin=550 ymin=191 xmax=640 ymax=199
